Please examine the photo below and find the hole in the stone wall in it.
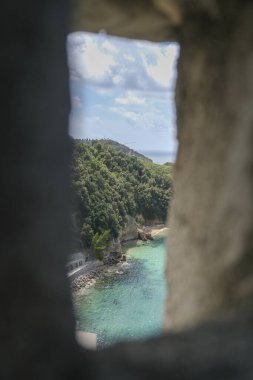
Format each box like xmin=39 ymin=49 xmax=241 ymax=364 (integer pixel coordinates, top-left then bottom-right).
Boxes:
xmin=66 ymin=31 xmax=179 ymax=350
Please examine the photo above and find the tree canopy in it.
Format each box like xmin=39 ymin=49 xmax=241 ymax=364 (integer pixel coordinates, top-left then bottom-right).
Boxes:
xmin=71 ymin=139 xmax=173 ymax=250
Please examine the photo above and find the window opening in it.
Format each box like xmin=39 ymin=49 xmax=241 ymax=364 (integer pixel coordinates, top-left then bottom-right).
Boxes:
xmin=67 ymin=31 xmax=179 ymax=349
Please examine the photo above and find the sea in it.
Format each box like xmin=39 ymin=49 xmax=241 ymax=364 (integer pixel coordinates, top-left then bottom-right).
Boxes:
xmin=139 ymin=150 xmax=176 ymax=164
xmin=74 ymin=234 xmax=166 ymax=349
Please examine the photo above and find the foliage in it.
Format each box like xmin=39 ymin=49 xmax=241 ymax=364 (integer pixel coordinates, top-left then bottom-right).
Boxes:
xmin=71 ymin=139 xmax=173 ymax=251
xmin=91 ymin=230 xmax=111 ymax=260
xmin=83 ymin=138 xmax=152 ymax=162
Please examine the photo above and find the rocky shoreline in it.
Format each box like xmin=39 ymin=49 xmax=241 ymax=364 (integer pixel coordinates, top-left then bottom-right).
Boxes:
xmin=71 ymin=266 xmax=105 ymax=292
xmin=71 ymin=224 xmax=167 ymax=297
xmin=71 ymin=261 xmax=130 ymax=299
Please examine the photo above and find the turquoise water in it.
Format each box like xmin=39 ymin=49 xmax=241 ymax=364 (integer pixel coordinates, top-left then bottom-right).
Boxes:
xmin=74 ymin=235 xmax=166 ymax=348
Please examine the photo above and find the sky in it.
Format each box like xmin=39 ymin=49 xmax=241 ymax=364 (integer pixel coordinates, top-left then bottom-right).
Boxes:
xmin=67 ymin=32 xmax=179 ymax=163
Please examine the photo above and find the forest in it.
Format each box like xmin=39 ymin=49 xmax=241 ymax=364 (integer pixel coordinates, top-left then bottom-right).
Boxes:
xmin=71 ymin=139 xmax=173 ymax=252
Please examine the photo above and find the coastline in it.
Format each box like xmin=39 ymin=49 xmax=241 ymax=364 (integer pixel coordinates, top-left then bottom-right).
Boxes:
xmin=71 ymin=225 xmax=168 ymax=298
xmin=150 ymin=226 xmax=168 ymax=238
xmin=74 ymin=232 xmax=167 ymax=348
xmin=71 ymin=261 xmax=130 ymax=300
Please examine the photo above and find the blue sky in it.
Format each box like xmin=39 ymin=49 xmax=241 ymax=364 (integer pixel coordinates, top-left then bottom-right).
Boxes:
xmin=67 ymin=32 xmax=179 ymax=162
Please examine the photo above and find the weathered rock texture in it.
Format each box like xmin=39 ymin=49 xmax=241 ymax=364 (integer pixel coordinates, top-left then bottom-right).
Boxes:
xmin=165 ymin=0 xmax=253 ymax=330
xmin=2 ymin=1 xmax=82 ymax=379
xmin=2 ymin=0 xmax=253 ymax=379
xmin=70 ymin=0 xmax=179 ymax=42
xmin=120 ymin=215 xmax=138 ymax=241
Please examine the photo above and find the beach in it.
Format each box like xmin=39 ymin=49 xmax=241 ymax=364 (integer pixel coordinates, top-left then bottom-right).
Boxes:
xmin=143 ymin=224 xmax=169 ymax=238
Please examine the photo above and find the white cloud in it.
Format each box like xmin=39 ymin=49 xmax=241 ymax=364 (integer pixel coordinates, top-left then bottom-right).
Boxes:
xmin=68 ymin=33 xmax=179 ymax=159
xmin=142 ymin=45 xmax=178 ymax=89
xmin=67 ymin=32 xmax=117 ymax=85
xmin=109 ymin=107 xmax=139 ymax=123
xmin=95 ymin=88 xmax=111 ymax=96
xmin=71 ymin=96 xmax=83 ymax=109
xmin=109 ymin=103 xmax=171 ymax=131
xmin=83 ymin=40 xmax=116 ymax=81
xmin=115 ymin=91 xmax=146 ymax=105
xmin=102 ymin=39 xmax=119 ymax=54
xmin=67 ymin=32 xmax=179 ymax=92
xmin=123 ymin=54 xmax=135 ymax=63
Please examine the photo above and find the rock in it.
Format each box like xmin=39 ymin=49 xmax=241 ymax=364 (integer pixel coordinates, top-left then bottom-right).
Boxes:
xmin=121 ymin=215 xmax=138 ymax=241
xmin=103 ymin=251 xmax=122 ymax=266
xmin=138 ymin=229 xmax=147 ymax=241
xmin=138 ymin=229 xmax=154 ymax=241
xmin=146 ymin=233 xmax=154 ymax=241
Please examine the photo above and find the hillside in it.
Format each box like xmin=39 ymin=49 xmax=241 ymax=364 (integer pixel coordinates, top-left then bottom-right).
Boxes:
xmin=71 ymin=139 xmax=173 ymax=256
xmin=81 ymin=139 xmax=152 ymax=162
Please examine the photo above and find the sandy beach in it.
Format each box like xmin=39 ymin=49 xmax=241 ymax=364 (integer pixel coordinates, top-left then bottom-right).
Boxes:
xmin=151 ymin=227 xmax=169 ymax=237
xmin=143 ymin=224 xmax=169 ymax=238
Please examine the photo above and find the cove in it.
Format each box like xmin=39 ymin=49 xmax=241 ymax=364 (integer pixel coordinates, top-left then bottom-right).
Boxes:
xmin=74 ymin=234 xmax=166 ymax=349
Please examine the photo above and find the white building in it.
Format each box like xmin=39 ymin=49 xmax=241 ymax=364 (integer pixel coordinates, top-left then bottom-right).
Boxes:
xmin=66 ymin=252 xmax=85 ymax=273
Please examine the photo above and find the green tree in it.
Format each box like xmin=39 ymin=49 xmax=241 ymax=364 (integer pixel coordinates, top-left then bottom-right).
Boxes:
xmin=70 ymin=138 xmax=173 ymax=251
xmin=92 ymin=230 xmax=111 ymax=260
xmin=80 ymin=223 xmax=94 ymax=248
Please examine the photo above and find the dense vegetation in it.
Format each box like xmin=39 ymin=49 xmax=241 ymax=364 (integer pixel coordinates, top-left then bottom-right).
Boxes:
xmin=84 ymin=139 xmax=152 ymax=162
xmin=71 ymin=139 xmax=173 ymax=251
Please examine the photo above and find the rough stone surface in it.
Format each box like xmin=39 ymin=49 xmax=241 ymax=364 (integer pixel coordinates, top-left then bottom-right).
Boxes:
xmin=165 ymin=0 xmax=253 ymax=330
xmin=70 ymin=0 xmax=178 ymax=42
xmin=1 ymin=1 xmax=84 ymax=379
xmin=120 ymin=215 xmax=138 ymax=242
xmin=95 ymin=310 xmax=253 ymax=379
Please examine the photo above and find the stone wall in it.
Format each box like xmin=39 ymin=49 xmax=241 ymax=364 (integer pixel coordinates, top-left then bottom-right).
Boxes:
xmin=165 ymin=0 xmax=253 ymax=330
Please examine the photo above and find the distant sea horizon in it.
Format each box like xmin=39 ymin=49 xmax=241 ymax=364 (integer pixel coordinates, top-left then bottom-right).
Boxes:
xmin=78 ymin=138 xmax=176 ymax=165
xmin=139 ymin=150 xmax=176 ymax=164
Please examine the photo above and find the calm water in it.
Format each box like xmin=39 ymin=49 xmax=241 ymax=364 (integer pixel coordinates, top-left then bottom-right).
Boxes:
xmin=139 ymin=150 xmax=176 ymax=164
xmin=74 ymin=235 xmax=166 ymax=349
